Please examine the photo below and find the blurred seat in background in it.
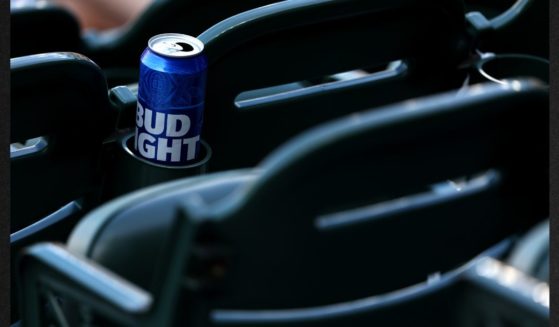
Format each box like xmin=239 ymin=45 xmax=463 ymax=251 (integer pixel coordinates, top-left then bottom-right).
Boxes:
xmin=19 ymin=79 xmax=548 ymax=326
xmin=10 ymin=52 xmax=114 ymax=322
xmin=11 ymin=52 xmax=113 ymax=234
xmin=11 ymin=0 xmax=280 ymax=85
xmin=11 ymin=0 xmax=548 ymax=87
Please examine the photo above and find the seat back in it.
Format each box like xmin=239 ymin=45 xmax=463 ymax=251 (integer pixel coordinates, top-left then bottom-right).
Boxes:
xmin=209 ymin=252 xmax=548 ymax=327
xmin=86 ymin=0 xmax=280 ymax=69
xmin=67 ymin=80 xmax=548 ymax=316
xmin=205 ymin=79 xmax=548 ymax=308
xmin=11 ymin=52 xmax=113 ymax=232
xmin=11 ymin=52 xmax=114 ymax=323
xmin=198 ymin=0 xmax=470 ymax=169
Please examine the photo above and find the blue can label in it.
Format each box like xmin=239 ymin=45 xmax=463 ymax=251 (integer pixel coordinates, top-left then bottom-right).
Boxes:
xmin=134 ymin=99 xmax=203 ymax=165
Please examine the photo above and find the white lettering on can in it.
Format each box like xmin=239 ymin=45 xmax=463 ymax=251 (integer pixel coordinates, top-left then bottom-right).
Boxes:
xmin=166 ymin=114 xmax=190 ymax=137
xmin=135 ymin=106 xmax=201 ymax=163
xmin=144 ymin=108 xmax=165 ymax=135
xmin=136 ymin=102 xmax=144 ymax=128
xmin=183 ymin=135 xmax=200 ymax=161
xmin=138 ymin=133 xmax=156 ymax=159
xmin=157 ymin=137 xmax=183 ymax=162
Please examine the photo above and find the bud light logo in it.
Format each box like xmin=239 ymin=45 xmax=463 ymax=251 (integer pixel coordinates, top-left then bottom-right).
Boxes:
xmin=134 ymin=100 xmax=202 ymax=165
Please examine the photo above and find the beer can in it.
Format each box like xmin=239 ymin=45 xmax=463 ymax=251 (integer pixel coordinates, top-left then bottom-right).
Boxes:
xmin=135 ymin=33 xmax=208 ymax=166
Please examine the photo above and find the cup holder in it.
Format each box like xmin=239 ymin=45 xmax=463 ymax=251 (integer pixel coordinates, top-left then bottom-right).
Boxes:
xmin=475 ymin=54 xmax=549 ymax=85
xmin=104 ymin=131 xmax=212 ymax=198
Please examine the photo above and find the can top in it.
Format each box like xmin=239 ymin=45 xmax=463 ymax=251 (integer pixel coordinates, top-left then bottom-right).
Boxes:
xmin=148 ymin=33 xmax=204 ymax=58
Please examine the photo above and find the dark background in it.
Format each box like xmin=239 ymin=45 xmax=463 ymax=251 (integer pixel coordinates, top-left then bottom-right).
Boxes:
xmin=1 ymin=0 xmax=9 ymax=326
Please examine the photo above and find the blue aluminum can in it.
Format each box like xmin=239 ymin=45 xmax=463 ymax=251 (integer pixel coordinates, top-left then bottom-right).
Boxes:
xmin=135 ymin=33 xmax=208 ymax=166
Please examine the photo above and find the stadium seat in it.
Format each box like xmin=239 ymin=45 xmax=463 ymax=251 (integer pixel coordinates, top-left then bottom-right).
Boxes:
xmin=19 ymin=79 xmax=548 ymax=326
xmin=112 ymin=0 xmax=473 ymax=170
xmin=11 ymin=52 xmax=114 ymax=232
xmin=10 ymin=52 xmax=114 ymax=321
xmin=197 ymin=0 xmax=476 ymax=170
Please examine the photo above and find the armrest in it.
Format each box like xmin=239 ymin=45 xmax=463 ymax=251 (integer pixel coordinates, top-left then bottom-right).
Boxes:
xmin=466 ymin=0 xmax=534 ymax=36
xmin=20 ymin=200 xmax=202 ymax=326
xmin=465 ymin=257 xmax=548 ymax=322
xmin=20 ymin=243 xmax=152 ymax=326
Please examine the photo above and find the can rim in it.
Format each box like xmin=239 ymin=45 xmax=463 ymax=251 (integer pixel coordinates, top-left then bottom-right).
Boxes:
xmin=148 ymin=33 xmax=204 ymax=58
